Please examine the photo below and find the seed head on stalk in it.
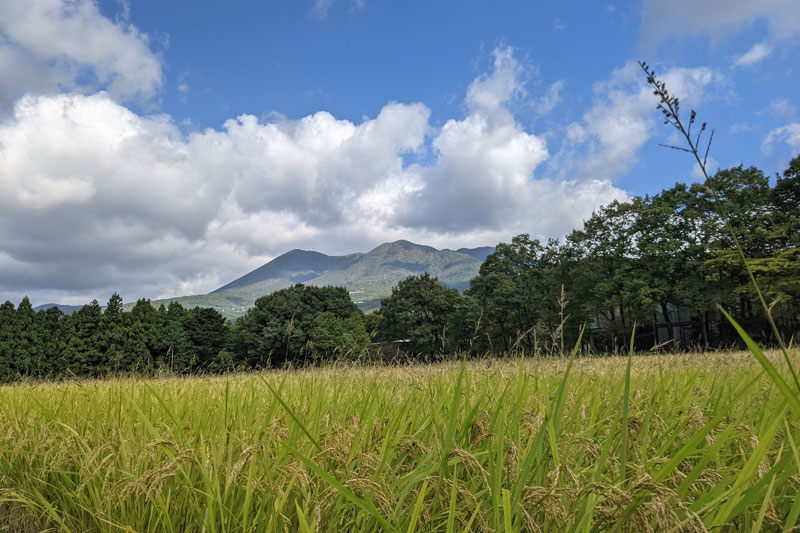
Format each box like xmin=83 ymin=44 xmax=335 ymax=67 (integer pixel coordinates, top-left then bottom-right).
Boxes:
xmin=639 ymin=60 xmax=799 ymax=393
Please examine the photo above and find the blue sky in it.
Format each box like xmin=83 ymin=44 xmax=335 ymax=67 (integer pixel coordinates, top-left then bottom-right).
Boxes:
xmin=1 ymin=0 xmax=798 ymax=305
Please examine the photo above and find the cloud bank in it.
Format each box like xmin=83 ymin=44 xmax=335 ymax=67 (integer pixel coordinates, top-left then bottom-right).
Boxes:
xmin=4 ymin=1 xmax=745 ymax=306
xmin=0 ymin=45 xmax=631 ymax=304
xmin=0 ymin=0 xmax=163 ymax=115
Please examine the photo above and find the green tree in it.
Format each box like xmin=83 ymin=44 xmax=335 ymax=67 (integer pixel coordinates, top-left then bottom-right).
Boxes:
xmin=9 ymin=297 xmax=48 ymax=377
xmin=38 ymin=305 xmax=65 ymax=376
xmin=566 ymin=202 xmax=648 ymax=345
xmin=379 ymin=273 xmax=463 ymax=358
xmin=68 ymin=300 xmax=104 ymax=376
xmin=0 ymin=301 xmax=14 ymax=381
xmin=102 ymin=293 xmax=128 ymax=371
xmin=163 ymin=302 xmax=192 ymax=372
xmin=467 ymin=235 xmax=552 ymax=352
xmin=237 ymin=284 xmax=361 ymax=366
xmin=183 ymin=307 xmax=229 ymax=371
xmin=310 ymin=312 xmax=370 ymax=359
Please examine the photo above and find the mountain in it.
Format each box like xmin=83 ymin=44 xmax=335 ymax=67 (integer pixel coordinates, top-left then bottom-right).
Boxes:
xmin=33 ymin=303 xmax=83 ymax=315
xmin=113 ymin=240 xmax=494 ymax=317
xmin=454 ymin=246 xmax=496 ymax=263
xmin=307 ymin=240 xmax=488 ymax=308
xmin=213 ymin=249 xmax=364 ymax=293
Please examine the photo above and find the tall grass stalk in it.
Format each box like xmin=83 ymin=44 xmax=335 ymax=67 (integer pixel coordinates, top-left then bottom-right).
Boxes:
xmin=640 ymin=61 xmax=800 ymax=393
xmin=1 ymin=350 xmax=798 ymax=531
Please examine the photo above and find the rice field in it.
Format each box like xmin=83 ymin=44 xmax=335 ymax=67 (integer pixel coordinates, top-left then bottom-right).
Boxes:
xmin=1 ymin=348 xmax=799 ymax=532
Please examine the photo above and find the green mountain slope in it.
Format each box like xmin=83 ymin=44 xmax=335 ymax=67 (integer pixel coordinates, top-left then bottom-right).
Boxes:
xmin=309 ymin=240 xmax=484 ymax=308
xmin=213 ymin=249 xmax=364 ymax=293
xmin=119 ymin=240 xmax=493 ymax=317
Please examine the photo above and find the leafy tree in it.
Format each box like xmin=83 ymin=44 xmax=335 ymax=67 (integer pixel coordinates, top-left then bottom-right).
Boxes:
xmin=774 ymin=155 xmax=800 ymax=225
xmin=379 ymin=273 xmax=463 ymax=357
xmin=363 ymin=312 xmax=383 ymax=339
xmin=632 ymin=187 xmax=713 ymax=341
xmin=38 ymin=306 xmax=65 ymax=376
xmin=310 ymin=312 xmax=370 ymax=358
xmin=103 ymin=293 xmax=128 ymax=371
xmin=125 ymin=299 xmax=166 ymax=370
xmin=566 ymin=201 xmax=648 ymax=344
xmin=467 ymin=235 xmax=552 ymax=352
xmin=237 ymin=284 xmax=361 ymax=366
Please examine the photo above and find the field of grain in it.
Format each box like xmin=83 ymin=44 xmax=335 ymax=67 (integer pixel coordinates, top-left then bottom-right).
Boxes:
xmin=1 ymin=348 xmax=799 ymax=532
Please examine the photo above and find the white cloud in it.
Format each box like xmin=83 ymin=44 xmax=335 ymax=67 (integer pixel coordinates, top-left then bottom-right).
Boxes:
xmin=177 ymin=83 xmax=189 ymax=103
xmin=465 ymin=47 xmax=528 ymax=120
xmin=762 ymin=123 xmax=800 ymax=154
xmin=729 ymin=121 xmax=753 ymax=134
xmin=771 ymin=98 xmax=797 ymax=117
xmin=312 ymin=0 xmax=365 ymax=19
xmin=0 ymin=0 xmax=163 ymax=113
xmin=641 ymin=0 xmax=800 ymax=43
xmin=0 ymin=93 xmax=233 ymax=299
xmin=226 ymin=102 xmax=430 ymax=225
xmin=733 ymin=42 xmax=773 ymax=67
xmin=691 ymin=156 xmax=718 ymax=180
xmin=555 ymin=61 xmax=724 ymax=182
xmin=312 ymin=0 xmax=334 ymax=19
xmin=0 ymin=47 xmax=631 ymax=305
xmin=395 ymin=47 xmax=626 ymax=234
xmin=532 ymin=80 xmax=564 ymax=116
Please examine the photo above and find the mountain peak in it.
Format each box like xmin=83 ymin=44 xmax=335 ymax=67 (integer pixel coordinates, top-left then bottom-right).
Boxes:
xmin=188 ymin=240 xmax=494 ymax=313
xmin=371 ymin=240 xmax=436 ymax=254
xmin=212 ymin=248 xmax=362 ymax=293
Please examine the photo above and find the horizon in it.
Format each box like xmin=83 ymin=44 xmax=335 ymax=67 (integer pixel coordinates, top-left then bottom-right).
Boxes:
xmin=1 ymin=0 xmax=798 ymax=306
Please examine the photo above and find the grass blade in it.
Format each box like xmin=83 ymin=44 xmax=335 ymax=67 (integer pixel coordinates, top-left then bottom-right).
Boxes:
xmin=262 ymin=378 xmax=322 ymax=452
xmin=406 ymin=479 xmax=428 ymax=533
xmin=620 ymin=324 xmax=635 ymax=482
xmin=290 ymin=448 xmax=397 ymax=532
xmin=719 ymin=306 xmax=800 ymax=413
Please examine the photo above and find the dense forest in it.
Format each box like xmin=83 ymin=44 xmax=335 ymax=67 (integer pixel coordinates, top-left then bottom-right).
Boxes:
xmin=1 ymin=158 xmax=798 ymax=381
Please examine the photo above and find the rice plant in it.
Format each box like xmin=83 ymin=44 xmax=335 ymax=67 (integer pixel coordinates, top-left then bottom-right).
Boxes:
xmin=1 ymin=348 xmax=798 ymax=531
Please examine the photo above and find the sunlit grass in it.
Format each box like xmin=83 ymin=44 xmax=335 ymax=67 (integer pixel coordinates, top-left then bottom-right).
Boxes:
xmin=1 ymin=349 xmax=798 ymax=531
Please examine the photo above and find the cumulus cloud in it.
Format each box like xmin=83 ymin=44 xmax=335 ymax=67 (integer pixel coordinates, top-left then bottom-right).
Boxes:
xmin=641 ymin=0 xmax=800 ymax=43
xmin=0 ymin=92 xmax=432 ymax=300
xmin=0 ymin=46 xmax=633 ymax=305
xmin=691 ymin=156 xmax=718 ymax=181
xmin=312 ymin=0 xmax=334 ymax=19
xmin=554 ymin=61 xmax=724 ymax=182
xmin=395 ymin=48 xmax=625 ymax=234
xmin=762 ymin=123 xmax=800 ymax=154
xmin=229 ymin=102 xmax=430 ymax=225
xmin=0 ymin=93 xmax=233 ymax=302
xmin=733 ymin=42 xmax=773 ymax=67
xmin=0 ymin=0 xmax=162 ymax=114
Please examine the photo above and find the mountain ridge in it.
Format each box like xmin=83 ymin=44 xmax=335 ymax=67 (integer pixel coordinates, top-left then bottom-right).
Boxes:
xmin=41 ymin=240 xmax=494 ymax=317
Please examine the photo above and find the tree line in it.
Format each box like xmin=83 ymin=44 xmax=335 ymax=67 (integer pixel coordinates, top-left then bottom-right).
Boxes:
xmin=393 ymin=158 xmax=798 ymax=355
xmin=0 ymin=158 xmax=797 ymax=381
